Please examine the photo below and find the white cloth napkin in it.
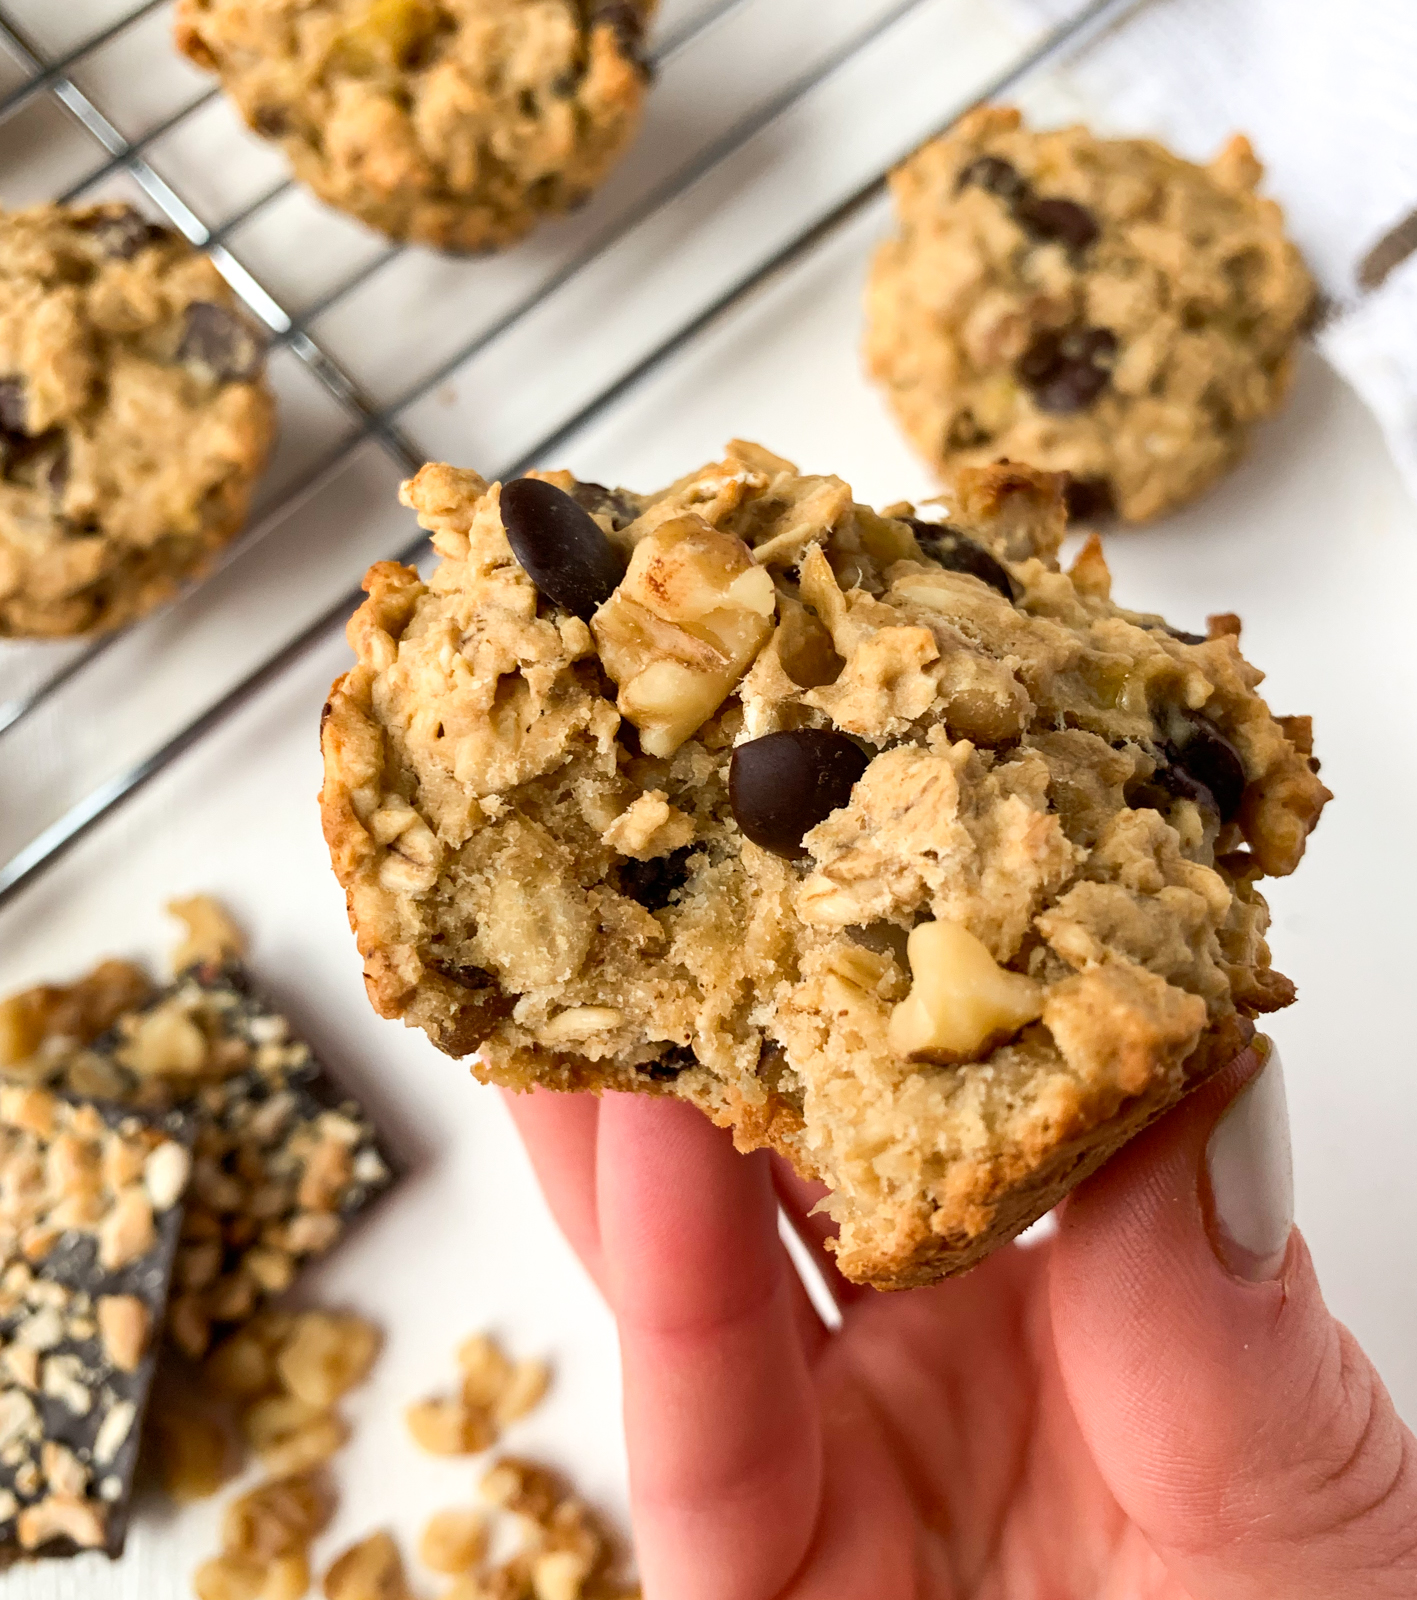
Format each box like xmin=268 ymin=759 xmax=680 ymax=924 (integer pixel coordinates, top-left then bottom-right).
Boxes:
xmin=1007 ymin=0 xmax=1417 ymax=502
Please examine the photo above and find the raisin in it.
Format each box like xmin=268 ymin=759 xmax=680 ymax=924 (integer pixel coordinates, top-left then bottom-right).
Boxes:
xmin=1016 ymin=326 xmax=1117 ymax=413
xmin=619 ymin=846 xmax=692 ymax=911
xmin=1016 ymin=195 xmax=1100 ymax=253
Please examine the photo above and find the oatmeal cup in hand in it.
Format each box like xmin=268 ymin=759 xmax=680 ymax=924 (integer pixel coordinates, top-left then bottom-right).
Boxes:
xmin=319 ymin=444 xmax=1329 ymax=1289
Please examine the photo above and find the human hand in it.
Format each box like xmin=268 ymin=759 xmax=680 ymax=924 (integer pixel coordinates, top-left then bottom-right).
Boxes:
xmin=505 ymin=1046 xmax=1417 ymax=1598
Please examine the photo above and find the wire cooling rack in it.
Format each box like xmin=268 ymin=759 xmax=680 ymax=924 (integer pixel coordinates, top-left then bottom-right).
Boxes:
xmin=0 ymin=0 xmax=1146 ymax=911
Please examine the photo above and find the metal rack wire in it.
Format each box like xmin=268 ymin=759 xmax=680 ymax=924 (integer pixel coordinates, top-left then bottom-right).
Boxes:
xmin=0 ymin=0 xmax=1144 ymax=910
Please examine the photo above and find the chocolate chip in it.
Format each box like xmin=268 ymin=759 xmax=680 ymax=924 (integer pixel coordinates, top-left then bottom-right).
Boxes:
xmin=1016 ymin=326 xmax=1117 ymax=413
xmin=1062 ymin=475 xmax=1116 ymax=524
xmin=904 ymin=518 xmax=1016 ymax=601
xmin=176 ymin=302 xmax=265 ymax=383
xmin=619 ymin=846 xmax=692 ymax=911
xmin=729 ymin=730 xmax=870 ymax=859
xmin=1016 ymin=195 xmax=1099 ymax=253
xmin=76 ymin=205 xmax=171 ymax=261
xmin=426 ymin=959 xmax=499 ymax=992
xmin=1160 ymin=626 xmax=1207 ymax=646
xmin=956 ymin=155 xmax=1028 ymax=204
xmin=644 ymin=1044 xmax=695 ymax=1081
xmin=569 ymin=479 xmax=641 ymax=532
xmin=500 ymin=477 xmax=626 ymax=621
xmin=1169 ymin=720 xmax=1246 ymax=822
xmin=0 ymin=377 xmax=27 ymax=434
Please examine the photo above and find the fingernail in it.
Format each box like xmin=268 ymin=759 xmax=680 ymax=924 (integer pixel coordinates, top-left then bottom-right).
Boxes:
xmin=1203 ymin=1041 xmax=1294 ymax=1282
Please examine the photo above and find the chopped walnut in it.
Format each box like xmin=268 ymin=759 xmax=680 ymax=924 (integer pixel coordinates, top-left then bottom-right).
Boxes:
xmin=322 ymin=1529 xmax=412 ymax=1600
xmin=418 ymin=1506 xmax=488 ymax=1575
xmin=405 ymin=1396 xmax=495 ymax=1457
xmin=222 ymin=1472 xmax=334 ymax=1562
xmin=244 ymin=1395 xmax=349 ymax=1477
xmin=277 ymin=1312 xmax=380 ymax=1408
xmin=0 ymin=961 xmax=152 ymax=1068
xmin=887 ymin=920 xmax=1044 ymax=1064
xmin=169 ymin=895 xmax=249 ymax=971
xmin=194 ymin=1551 xmax=310 ymax=1600
xmin=591 ymin=515 xmax=777 ymax=757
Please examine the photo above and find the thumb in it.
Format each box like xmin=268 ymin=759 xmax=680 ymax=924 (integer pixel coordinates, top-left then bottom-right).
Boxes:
xmin=1050 ymin=1042 xmax=1417 ymax=1599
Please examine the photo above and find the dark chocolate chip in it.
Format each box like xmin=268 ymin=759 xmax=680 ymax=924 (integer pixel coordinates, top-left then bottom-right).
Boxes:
xmin=75 ymin=204 xmax=171 ymax=260
xmin=1016 ymin=325 xmax=1118 ymax=413
xmin=619 ymin=845 xmax=692 ymax=912
xmin=1062 ymin=475 xmax=1116 ymax=525
xmin=570 ymin=478 xmax=641 ymax=532
xmin=1016 ymin=195 xmax=1100 ymax=253
xmin=500 ymin=476 xmax=626 ymax=620
xmin=956 ymin=155 xmax=1028 ymax=204
xmin=0 ymin=377 xmax=26 ymax=434
xmin=729 ymin=730 xmax=870 ymax=859
xmin=1169 ymin=720 xmax=1246 ymax=822
xmin=645 ymin=1043 xmax=695 ymax=1081
xmin=426 ymin=958 xmax=499 ymax=991
xmin=1161 ymin=626 xmax=1208 ymax=646
xmin=177 ymin=302 xmax=266 ymax=383
xmin=903 ymin=518 xmax=1016 ymax=601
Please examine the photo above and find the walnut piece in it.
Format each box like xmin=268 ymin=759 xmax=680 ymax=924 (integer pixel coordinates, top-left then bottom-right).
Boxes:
xmin=222 ymin=1473 xmax=333 ymax=1562
xmin=417 ymin=1507 xmax=487 ymax=1575
xmin=591 ymin=515 xmax=776 ymax=757
xmin=887 ymin=920 xmax=1044 ymax=1064
xmin=322 ymin=1529 xmax=412 ymax=1600
xmin=169 ymin=895 xmax=248 ymax=970
xmin=276 ymin=1311 xmax=380 ymax=1408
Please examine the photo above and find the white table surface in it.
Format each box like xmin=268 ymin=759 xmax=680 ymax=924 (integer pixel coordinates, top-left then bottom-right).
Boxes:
xmin=0 ymin=1 xmax=1413 ymax=1594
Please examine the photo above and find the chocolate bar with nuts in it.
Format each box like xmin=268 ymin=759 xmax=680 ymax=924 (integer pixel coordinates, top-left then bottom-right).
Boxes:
xmin=0 ymin=1085 xmax=192 ymax=1560
xmin=1 ymin=940 xmax=397 ymax=1361
xmin=8 ymin=963 xmax=396 ymax=1361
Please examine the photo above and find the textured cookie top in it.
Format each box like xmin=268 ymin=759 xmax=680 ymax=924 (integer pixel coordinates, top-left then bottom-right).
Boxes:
xmin=865 ymin=106 xmax=1315 ymax=524
xmin=0 ymin=204 xmax=275 ymax=638
xmin=176 ymin=0 xmax=656 ymax=252
xmin=320 ymin=443 xmax=1328 ymax=1286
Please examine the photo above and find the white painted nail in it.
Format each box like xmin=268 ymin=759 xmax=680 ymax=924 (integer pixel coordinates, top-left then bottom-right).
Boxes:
xmin=1204 ymin=1042 xmax=1294 ymax=1282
